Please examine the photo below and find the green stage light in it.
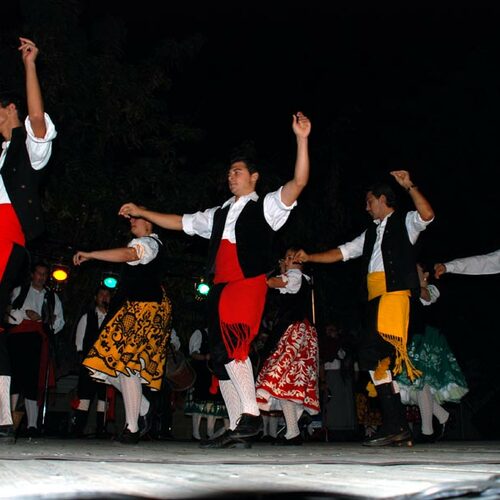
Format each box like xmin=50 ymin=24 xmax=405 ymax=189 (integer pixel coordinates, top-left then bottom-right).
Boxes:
xmin=102 ymin=273 xmax=119 ymax=289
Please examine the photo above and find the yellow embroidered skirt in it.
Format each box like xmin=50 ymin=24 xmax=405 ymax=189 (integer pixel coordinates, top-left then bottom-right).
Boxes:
xmin=83 ymin=292 xmax=172 ymax=391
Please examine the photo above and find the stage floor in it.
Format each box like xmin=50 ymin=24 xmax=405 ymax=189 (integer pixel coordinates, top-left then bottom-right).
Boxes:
xmin=0 ymin=439 xmax=499 ymax=499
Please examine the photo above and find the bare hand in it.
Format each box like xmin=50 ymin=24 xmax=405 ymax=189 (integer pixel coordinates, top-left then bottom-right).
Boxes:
xmin=293 ymin=249 xmax=309 ymax=264
xmin=18 ymin=37 xmax=39 ymax=64
xmin=292 ymin=112 xmax=311 ymax=139
xmin=390 ymin=170 xmax=412 ymax=190
xmin=73 ymin=251 xmax=92 ymax=266
xmin=118 ymin=203 xmax=142 ymax=219
xmin=434 ymin=263 xmax=447 ymax=279
xmin=26 ymin=309 xmax=41 ymax=321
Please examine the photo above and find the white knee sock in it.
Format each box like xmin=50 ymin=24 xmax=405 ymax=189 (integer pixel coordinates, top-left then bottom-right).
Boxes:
xmin=206 ymin=415 xmax=216 ymax=438
xmin=219 ymin=379 xmax=242 ymax=430
xmin=76 ymin=399 xmax=90 ymax=411
xmin=262 ymin=414 xmax=270 ymax=436
xmin=280 ymin=400 xmax=301 ymax=440
xmin=225 ymin=358 xmax=259 ymax=416
xmin=432 ymin=400 xmax=450 ymax=425
xmin=118 ymin=374 xmax=142 ymax=433
xmin=417 ymin=385 xmax=434 ymax=435
xmin=25 ymin=399 xmax=39 ymax=429
xmin=108 ymin=375 xmax=149 ymax=419
xmin=269 ymin=415 xmax=279 ymax=438
xmin=192 ymin=414 xmax=202 ymax=439
xmin=0 ymin=376 xmax=13 ymax=426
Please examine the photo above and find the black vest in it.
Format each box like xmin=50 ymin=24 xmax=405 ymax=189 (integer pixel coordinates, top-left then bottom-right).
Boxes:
xmin=82 ymin=308 xmax=101 ymax=355
xmin=276 ymin=274 xmax=313 ymax=326
xmin=116 ymin=235 xmax=166 ymax=302
xmin=206 ymin=198 xmax=274 ymax=279
xmin=362 ymin=211 xmax=420 ymax=297
xmin=1 ymin=127 xmax=46 ymax=241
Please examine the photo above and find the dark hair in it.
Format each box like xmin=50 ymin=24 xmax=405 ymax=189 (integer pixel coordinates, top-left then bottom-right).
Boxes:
xmin=31 ymin=261 xmax=50 ymax=274
xmin=0 ymin=90 xmax=26 ymax=121
xmin=229 ymin=155 xmax=260 ymax=175
xmin=95 ymin=285 xmax=111 ymax=296
xmin=366 ymin=181 xmax=397 ymax=208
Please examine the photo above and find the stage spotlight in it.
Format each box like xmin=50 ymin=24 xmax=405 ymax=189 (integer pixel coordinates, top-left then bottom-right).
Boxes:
xmin=102 ymin=272 xmax=119 ymax=289
xmin=195 ymin=278 xmax=210 ymax=299
xmin=51 ymin=265 xmax=69 ymax=283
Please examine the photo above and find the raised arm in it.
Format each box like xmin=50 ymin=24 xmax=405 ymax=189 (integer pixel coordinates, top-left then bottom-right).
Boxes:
xmin=280 ymin=112 xmax=311 ymax=207
xmin=390 ymin=170 xmax=434 ymax=222
xmin=19 ymin=37 xmax=46 ymax=138
xmin=293 ymin=248 xmax=344 ymax=265
xmin=73 ymin=247 xmax=139 ymax=266
xmin=118 ymin=203 xmax=183 ymax=231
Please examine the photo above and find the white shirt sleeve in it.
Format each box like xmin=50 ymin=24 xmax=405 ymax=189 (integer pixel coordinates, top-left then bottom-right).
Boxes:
xmin=445 ymin=249 xmax=500 ymax=276
xmin=189 ymin=329 xmax=203 ymax=355
xmin=182 ymin=206 xmax=219 ymax=239
xmin=52 ymin=293 xmax=65 ymax=334
xmin=127 ymin=236 xmax=160 ymax=266
xmin=278 ymin=269 xmax=303 ymax=294
xmin=263 ymin=186 xmax=297 ymax=231
xmin=405 ymin=211 xmax=433 ymax=244
xmin=339 ymin=231 xmax=366 ymax=261
xmin=24 ymin=113 xmax=57 ymax=170
xmin=420 ymin=284 xmax=440 ymax=306
xmin=75 ymin=314 xmax=87 ymax=352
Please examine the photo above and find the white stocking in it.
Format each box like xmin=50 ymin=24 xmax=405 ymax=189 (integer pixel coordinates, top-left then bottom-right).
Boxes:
xmin=206 ymin=415 xmax=216 ymax=438
xmin=118 ymin=374 xmax=142 ymax=433
xmin=416 ymin=385 xmax=434 ymax=435
xmin=0 ymin=376 xmax=12 ymax=426
xmin=219 ymin=379 xmax=242 ymax=430
xmin=25 ymin=399 xmax=39 ymax=429
xmin=280 ymin=399 xmax=301 ymax=440
xmin=225 ymin=358 xmax=259 ymax=415
xmin=192 ymin=414 xmax=202 ymax=439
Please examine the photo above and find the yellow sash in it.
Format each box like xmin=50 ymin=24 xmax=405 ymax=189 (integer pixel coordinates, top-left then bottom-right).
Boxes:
xmin=367 ymin=272 xmax=421 ymax=381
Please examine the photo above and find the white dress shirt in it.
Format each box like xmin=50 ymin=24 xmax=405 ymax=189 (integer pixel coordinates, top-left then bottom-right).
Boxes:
xmin=278 ymin=268 xmax=311 ymax=294
xmin=9 ymin=285 xmax=65 ymax=334
xmin=444 ymin=249 xmax=500 ymax=276
xmin=339 ymin=211 xmax=433 ymax=272
xmin=127 ymin=233 xmax=160 ymax=266
xmin=0 ymin=113 xmax=57 ymax=203
xmin=182 ymin=187 xmax=296 ymax=241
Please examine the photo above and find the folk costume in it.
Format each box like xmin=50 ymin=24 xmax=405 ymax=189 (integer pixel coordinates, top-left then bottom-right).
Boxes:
xmin=183 ymin=188 xmax=296 ymax=441
xmin=83 ymin=234 xmax=172 ymax=439
xmin=256 ymin=268 xmax=319 ymax=443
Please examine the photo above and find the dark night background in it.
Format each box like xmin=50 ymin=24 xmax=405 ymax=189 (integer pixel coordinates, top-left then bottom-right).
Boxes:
xmin=1 ymin=2 xmax=499 ymax=437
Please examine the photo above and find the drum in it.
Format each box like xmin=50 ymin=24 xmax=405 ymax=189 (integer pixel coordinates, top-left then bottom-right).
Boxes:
xmin=165 ymin=349 xmax=196 ymax=391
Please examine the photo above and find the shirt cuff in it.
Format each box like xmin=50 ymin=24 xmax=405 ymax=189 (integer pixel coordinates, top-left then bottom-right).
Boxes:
xmin=182 ymin=214 xmax=195 ymax=235
xmin=275 ymin=186 xmax=298 ymax=210
xmin=24 ymin=113 xmax=57 ymax=142
xmin=338 ymin=245 xmax=349 ymax=262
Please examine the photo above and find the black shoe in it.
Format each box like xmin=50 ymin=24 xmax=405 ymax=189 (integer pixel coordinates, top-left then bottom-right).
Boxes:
xmin=434 ymin=415 xmax=450 ymax=441
xmin=416 ymin=432 xmax=436 ymax=444
xmin=120 ymin=426 xmax=140 ymax=444
xmin=363 ymin=428 xmax=412 ymax=447
xmin=26 ymin=427 xmax=40 ymax=439
xmin=0 ymin=425 xmax=15 ymax=444
xmin=138 ymin=405 xmax=153 ymax=438
xmin=272 ymin=434 xmax=303 ymax=446
xmin=199 ymin=429 xmax=252 ymax=449
xmin=231 ymin=413 xmax=263 ymax=439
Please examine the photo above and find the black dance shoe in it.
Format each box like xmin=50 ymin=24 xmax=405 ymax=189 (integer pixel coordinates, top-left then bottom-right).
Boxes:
xmin=199 ymin=429 xmax=251 ymax=449
xmin=363 ymin=428 xmax=413 ymax=447
xmin=272 ymin=434 xmax=303 ymax=446
xmin=120 ymin=426 xmax=141 ymax=444
xmin=231 ymin=413 xmax=263 ymax=439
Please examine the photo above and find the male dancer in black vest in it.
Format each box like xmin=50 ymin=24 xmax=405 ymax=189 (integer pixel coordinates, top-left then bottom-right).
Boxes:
xmin=294 ymin=170 xmax=434 ymax=446
xmin=0 ymin=37 xmax=57 ymax=442
xmin=72 ymin=285 xmax=112 ymax=438
xmin=7 ymin=262 xmax=65 ymax=437
xmin=119 ymin=111 xmax=311 ymax=448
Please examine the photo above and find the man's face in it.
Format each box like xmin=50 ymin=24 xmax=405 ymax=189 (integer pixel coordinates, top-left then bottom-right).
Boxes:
xmin=227 ymin=161 xmax=259 ymax=198
xmin=365 ymin=192 xmax=385 ymax=221
xmin=31 ymin=266 xmax=49 ymax=288
xmin=96 ymin=289 xmax=111 ymax=309
xmin=0 ymin=103 xmax=19 ymax=136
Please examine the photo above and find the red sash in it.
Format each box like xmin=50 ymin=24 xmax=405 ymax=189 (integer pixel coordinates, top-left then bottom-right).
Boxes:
xmin=0 ymin=204 xmax=25 ymax=283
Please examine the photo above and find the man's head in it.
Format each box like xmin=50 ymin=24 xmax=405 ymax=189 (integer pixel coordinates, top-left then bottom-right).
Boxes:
xmin=0 ymin=91 xmax=24 ymax=137
xmin=31 ymin=262 xmax=50 ymax=290
xmin=95 ymin=286 xmax=111 ymax=311
xmin=365 ymin=182 xmax=396 ymax=221
xmin=227 ymin=156 xmax=260 ymax=199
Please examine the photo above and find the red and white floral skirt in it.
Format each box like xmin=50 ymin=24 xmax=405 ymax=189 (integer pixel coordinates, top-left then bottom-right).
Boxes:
xmin=256 ymin=320 xmax=320 ymax=414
